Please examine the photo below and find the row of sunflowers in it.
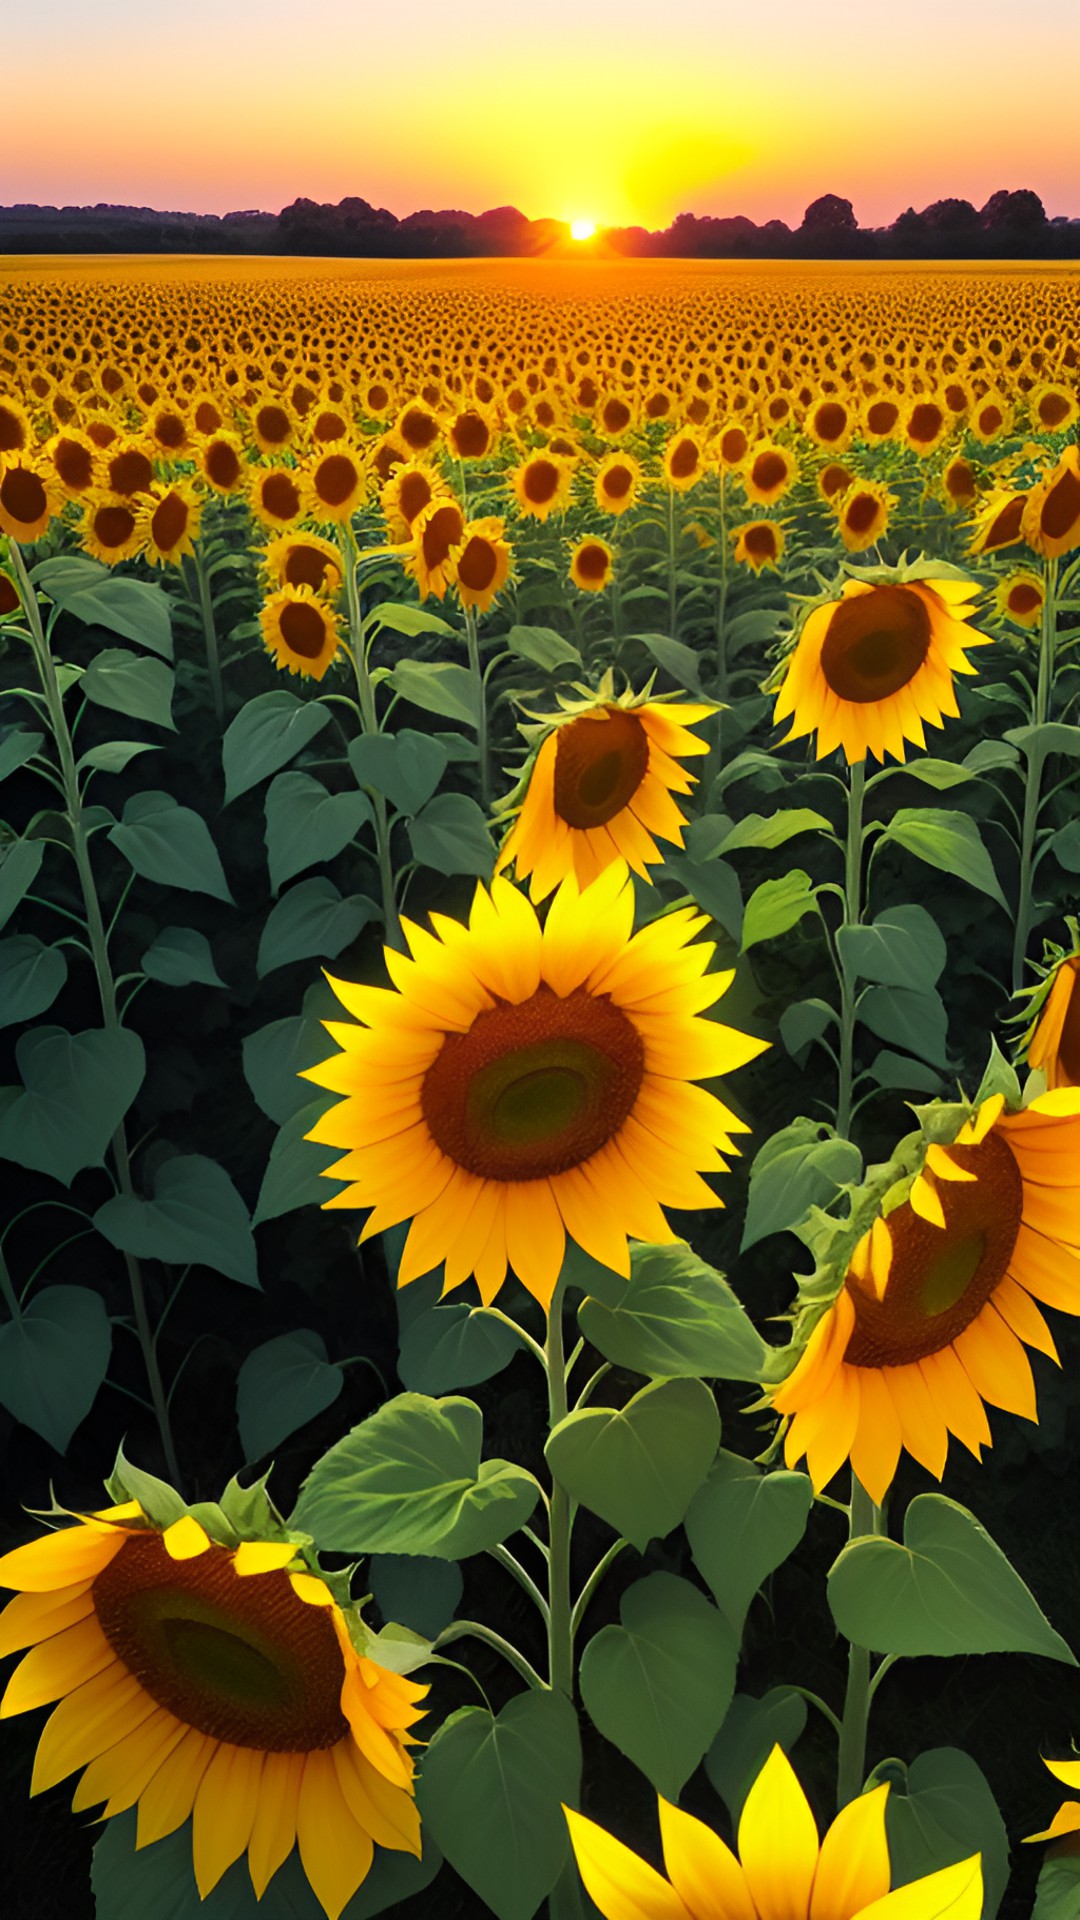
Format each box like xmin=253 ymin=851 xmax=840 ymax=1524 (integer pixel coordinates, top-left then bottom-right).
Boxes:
xmin=0 ymin=260 xmax=1079 ymax=1920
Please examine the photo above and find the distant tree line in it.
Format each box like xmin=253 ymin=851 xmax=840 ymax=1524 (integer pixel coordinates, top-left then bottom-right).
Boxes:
xmin=1 ymin=189 xmax=1075 ymax=258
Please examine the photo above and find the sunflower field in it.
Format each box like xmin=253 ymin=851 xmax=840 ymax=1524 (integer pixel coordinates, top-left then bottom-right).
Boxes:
xmin=2 ymin=255 xmax=1080 ymax=1920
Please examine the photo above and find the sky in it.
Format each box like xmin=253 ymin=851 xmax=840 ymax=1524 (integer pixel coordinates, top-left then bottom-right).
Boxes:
xmin=2 ymin=0 xmax=1078 ymax=231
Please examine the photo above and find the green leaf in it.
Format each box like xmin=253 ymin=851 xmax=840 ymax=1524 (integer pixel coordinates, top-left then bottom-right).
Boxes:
xmin=579 ymin=1572 xmax=737 ymax=1799
xmin=0 ymin=727 xmax=45 ymax=782
xmin=866 ymin=1050 xmax=945 ymax=1095
xmin=828 ymin=1493 xmax=1076 ymax=1662
xmin=1033 ymin=1855 xmax=1080 ymax=1920
xmin=417 ymin=1691 xmax=581 ymax=1920
xmin=141 ymin=926 xmax=226 ymax=988
xmin=881 ymin=809 xmax=1008 ymax=911
xmin=408 ymin=792 xmax=494 ymax=876
xmin=370 ymin=600 xmax=454 ymax=637
xmin=741 ymin=1118 xmax=862 ymax=1251
xmin=578 ymin=1240 xmax=766 ymax=1381
xmin=252 ymin=1099 xmax=347 ymax=1225
xmin=222 ymin=690 xmax=332 ymax=804
xmin=264 ymin=772 xmax=373 ymax=891
xmin=109 ymin=791 xmax=233 ymax=901
xmin=390 ymin=658 xmax=480 ymax=727
xmin=1005 ymin=721 xmax=1080 ymax=761
xmin=76 ymin=739 xmax=160 ymax=776
xmin=883 ymin=757 xmax=976 ymax=790
xmin=396 ymin=1280 xmax=522 ymax=1394
xmin=257 ymin=877 xmax=378 ymax=975
xmin=964 ymin=739 xmax=1020 ymax=774
xmin=92 ymin=1807 xmax=443 ymax=1920
xmin=242 ymin=986 xmax=338 ymax=1125
xmin=718 ymin=808 xmax=832 ymax=853
xmin=665 ymin=856 xmax=743 ymax=942
xmin=47 ymin=570 xmax=174 ymax=658
xmin=838 ymin=905 xmax=947 ymax=991
xmin=347 ymin=729 xmax=448 ymax=815
xmin=31 ymin=555 xmax=115 ymax=596
xmin=237 ymin=1331 xmax=344 ymax=1458
xmin=94 ymin=1155 xmax=258 ymax=1288
xmin=368 ymin=1554 xmax=463 ymax=1639
xmin=545 ymin=1377 xmax=720 ymax=1551
xmin=0 ymin=836 xmax=45 ymax=932
xmin=884 ymin=1748 xmax=1010 ymax=1920
xmin=632 ymin=630 xmax=705 ymax=696
xmin=859 ymin=984 xmax=949 ymax=1067
xmin=740 ymin=870 xmax=819 ymax=950
xmin=0 ymin=1026 xmax=144 ymax=1182
xmin=686 ymin=1452 xmax=813 ymax=1637
xmin=0 ymin=1287 xmax=111 ymax=1452
xmin=779 ymin=997 xmax=836 ymax=1061
xmin=713 ymin=747 xmax=790 ymax=795
xmin=292 ymin=1392 xmax=540 ymax=1559
xmin=0 ymin=935 xmax=67 ymax=1027
xmin=705 ymin=1689 xmax=808 ymax=1825
xmin=1047 ymin=821 xmax=1080 ymax=874
xmin=505 ymin=624 xmax=582 ymax=670
xmin=81 ymin=648 xmax=176 ymax=728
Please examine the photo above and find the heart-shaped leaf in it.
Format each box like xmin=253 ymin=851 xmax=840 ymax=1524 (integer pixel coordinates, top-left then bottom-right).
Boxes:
xmin=0 ymin=1287 xmax=112 ymax=1452
xmin=0 ymin=1026 xmax=145 ymax=1181
xmin=545 ymin=1377 xmax=719 ymax=1550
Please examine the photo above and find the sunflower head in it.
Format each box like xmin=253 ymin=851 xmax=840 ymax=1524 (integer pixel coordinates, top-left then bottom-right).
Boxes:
xmin=0 ymin=455 xmax=64 ymax=544
xmin=942 ymin=455 xmax=978 ymax=511
xmin=804 ymin=395 xmax=852 ymax=452
xmin=381 ymin=460 xmax=444 ymax=542
xmin=78 ymin=492 xmax=143 ymax=565
xmin=260 ymin=584 xmax=342 ymax=682
xmin=1013 ymin=920 xmax=1080 ymax=1092
xmin=744 ymin=442 xmax=796 ymax=506
xmin=199 ymin=431 xmax=247 ymax=495
xmin=967 ymin=486 xmax=1028 ymax=556
xmin=994 ymin=566 xmax=1045 ymax=632
xmin=452 ymin=516 xmax=512 ymax=614
xmin=1022 ymin=446 xmax=1080 ymax=560
xmin=136 ymin=481 xmax=202 ymax=568
xmin=0 ymin=1457 xmax=427 ymax=1920
xmin=663 ymin=429 xmax=704 ymax=491
xmin=511 ymin=452 xmax=574 ymax=521
xmin=260 ymin=531 xmax=343 ymax=597
xmin=1031 ymin=385 xmax=1079 ymax=436
xmin=305 ymin=445 xmax=367 ymax=524
xmin=733 ymin=519 xmax=785 ymax=572
xmin=835 ymin=480 xmax=894 ymax=553
xmin=594 ymin=451 xmax=642 ymax=516
xmin=771 ymin=556 xmax=990 ymax=765
xmin=569 ymin=535 xmax=614 ymax=593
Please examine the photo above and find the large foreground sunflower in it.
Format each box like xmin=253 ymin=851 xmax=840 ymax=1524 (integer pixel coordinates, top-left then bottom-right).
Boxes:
xmin=566 ymin=1744 xmax=982 ymax=1920
xmin=494 ymin=678 xmax=712 ymax=899
xmin=770 ymin=1080 xmax=1080 ymax=1502
xmin=304 ymin=866 xmax=765 ymax=1308
xmin=772 ymin=564 xmax=989 ymax=765
xmin=0 ymin=1487 xmax=426 ymax=1920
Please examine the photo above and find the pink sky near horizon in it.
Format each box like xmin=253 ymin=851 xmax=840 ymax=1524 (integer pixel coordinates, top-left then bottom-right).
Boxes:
xmin=2 ymin=0 xmax=1078 ymax=233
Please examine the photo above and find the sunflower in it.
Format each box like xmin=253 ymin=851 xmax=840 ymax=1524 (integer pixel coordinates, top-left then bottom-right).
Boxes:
xmin=715 ymin=422 xmax=750 ymax=471
xmin=381 ymin=462 xmax=444 ymax=543
xmin=198 ymin=431 xmax=247 ymax=496
xmin=0 ymin=395 xmax=33 ymax=459
xmin=305 ymin=446 xmax=367 ymax=524
xmin=862 ymin=398 xmax=901 ymax=444
xmin=836 ymin=481 xmax=894 ymax=553
xmin=445 ymin=406 xmax=495 ymax=462
xmin=42 ymin=429 xmax=99 ymax=498
xmin=494 ymin=680 xmax=711 ymax=899
xmin=942 ymin=456 xmax=978 ymax=511
xmin=1018 ymin=934 xmax=1080 ymax=1089
xmin=250 ymin=398 xmax=296 ymax=456
xmin=261 ymin=585 xmax=342 ymax=682
xmin=733 ymin=520 xmax=785 ymax=572
xmin=995 ymin=568 xmax=1045 ymax=631
xmin=136 ymin=481 xmax=202 ymax=568
xmin=369 ymin=434 xmax=409 ymax=487
xmin=260 ymin=531 xmax=343 ymax=597
xmin=743 ymin=443 xmax=796 ymax=506
xmin=104 ymin=438 xmax=156 ymax=500
xmin=566 ymin=1745 xmax=982 ymax=1920
xmin=967 ymin=487 xmax=1027 ymax=555
xmin=594 ymin=451 xmax=642 ymax=516
xmin=969 ymin=391 xmax=1012 ymax=444
xmin=903 ymin=398 xmax=949 ymax=456
xmin=0 ymin=457 xmax=64 ymax=543
xmin=772 ymin=566 xmax=989 ymax=765
xmin=1031 ymin=385 xmax=1079 ymax=436
xmin=148 ymin=405 xmax=191 ymax=461
xmin=805 ymin=396 xmax=853 ymax=452
xmin=569 ymin=536 xmax=614 ymax=592
xmin=817 ymin=461 xmax=853 ymax=504
xmin=771 ymin=1082 xmax=1080 ymax=1502
xmin=403 ymin=497 xmax=467 ymax=602
xmin=303 ymin=865 xmax=764 ymax=1308
xmin=309 ymin=403 xmax=351 ymax=447
xmin=249 ymin=465 xmax=305 ymax=531
xmin=761 ymin=391 xmax=794 ymax=430
xmin=191 ymin=392 xmax=226 ymax=438
xmin=78 ymin=495 xmax=143 ymax=565
xmin=1022 ymin=446 xmax=1080 ymax=560
xmin=511 ymin=453 xmax=574 ymax=522
xmin=597 ymin=392 xmax=635 ymax=439
xmin=450 ymin=517 xmax=511 ymax=615
xmin=663 ymin=431 xmax=704 ymax=491
xmin=359 ymin=378 xmax=395 ymax=421
xmin=395 ymin=401 xmax=441 ymax=457
xmin=0 ymin=1494 xmax=426 ymax=1920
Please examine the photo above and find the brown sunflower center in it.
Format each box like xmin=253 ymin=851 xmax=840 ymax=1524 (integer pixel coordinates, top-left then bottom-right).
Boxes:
xmin=602 ymin=463 xmax=633 ymax=501
xmin=256 ymin=404 xmax=290 ymax=445
xmin=814 ymin=402 xmax=847 ymax=441
xmin=457 ymin=535 xmax=498 ymax=592
xmin=151 ymin=492 xmax=189 ymax=552
xmin=986 ymin=496 xmax=1025 ymax=547
xmin=553 ymin=706 xmax=649 ymax=826
xmin=1008 ymin=581 xmax=1042 ymax=617
xmin=820 ymin=586 xmax=931 ymax=704
xmin=0 ymin=405 xmax=27 ymax=452
xmin=523 ymin=459 xmax=559 ymax=505
xmin=1038 ymin=393 xmax=1070 ymax=428
xmin=284 ymin=543 xmax=334 ymax=592
xmin=745 ymin=523 xmax=778 ymax=558
xmin=54 ymin=439 xmax=94 ymax=490
xmin=398 ymin=471 xmax=433 ymax=524
xmin=821 ymin=463 xmax=851 ymax=499
xmin=1 ymin=466 xmax=46 ymax=525
xmin=280 ymin=601 xmax=329 ymax=659
xmin=421 ymin=985 xmax=645 ymax=1181
xmin=867 ymin=400 xmax=899 ymax=435
xmin=453 ymin=411 xmax=490 ymax=457
xmin=844 ymin=1133 xmax=1024 ymax=1366
xmin=752 ymin=451 xmax=787 ymax=493
xmin=669 ymin=438 xmax=698 ymax=479
xmin=315 ymin=455 xmax=360 ymax=508
xmin=602 ymin=398 xmax=631 ymax=434
xmin=574 ymin=542 xmax=610 ymax=583
xmin=261 ymin=471 xmax=301 ymax=520
xmin=401 ymin=407 xmax=438 ymax=450
xmin=908 ymin=402 xmax=944 ymax=444
xmin=945 ymin=459 xmax=975 ymax=502
xmin=720 ymin=427 xmax=748 ymax=463
xmin=844 ymin=492 xmax=882 ymax=535
xmin=109 ymin=448 xmax=154 ymax=496
xmin=94 ymin=504 xmax=136 ymax=549
xmin=205 ymin=440 xmax=241 ymax=489
xmin=194 ymin=400 xmax=223 ymax=434
xmin=1041 ymin=465 xmax=1080 ymax=542
xmin=92 ymin=1531 xmax=348 ymax=1752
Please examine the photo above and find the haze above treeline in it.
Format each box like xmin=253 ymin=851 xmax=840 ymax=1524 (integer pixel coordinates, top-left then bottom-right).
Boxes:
xmin=1 ymin=189 xmax=1077 ymax=258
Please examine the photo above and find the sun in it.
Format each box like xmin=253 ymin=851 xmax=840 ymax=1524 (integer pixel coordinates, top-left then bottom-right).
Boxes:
xmin=570 ymin=218 xmax=597 ymax=242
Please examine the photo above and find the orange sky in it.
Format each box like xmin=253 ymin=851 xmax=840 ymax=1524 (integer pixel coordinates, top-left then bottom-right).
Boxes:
xmin=3 ymin=0 xmax=1078 ymax=231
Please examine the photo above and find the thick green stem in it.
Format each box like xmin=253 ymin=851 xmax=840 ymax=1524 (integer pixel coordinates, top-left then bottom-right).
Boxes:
xmin=340 ymin=530 xmax=402 ymax=949
xmin=545 ymin=1280 xmax=574 ymax=1701
xmin=666 ymin=487 xmax=678 ymax=638
xmin=11 ymin=544 xmax=182 ymax=1487
xmin=1011 ymin=558 xmax=1059 ymax=993
xmin=192 ymin=544 xmax=225 ymax=728
xmin=716 ymin=471 xmax=729 ymax=699
xmin=836 ymin=1473 xmax=880 ymax=1808
xmin=836 ymin=757 xmax=866 ymax=1140
xmin=464 ymin=603 xmax=491 ymax=810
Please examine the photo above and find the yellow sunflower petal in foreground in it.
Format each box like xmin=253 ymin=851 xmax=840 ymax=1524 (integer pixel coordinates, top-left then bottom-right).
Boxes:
xmin=1026 ymin=1756 xmax=1080 ymax=1846
xmin=772 ymin=567 xmax=990 ymax=765
xmin=0 ymin=1499 xmax=426 ymax=1920
xmin=565 ymin=1743 xmax=983 ymax=1920
xmin=303 ymin=865 xmax=765 ymax=1309
xmin=770 ymin=1084 xmax=1080 ymax=1503
xmin=1017 ymin=927 xmax=1080 ymax=1090
xmin=494 ymin=681 xmax=712 ymax=901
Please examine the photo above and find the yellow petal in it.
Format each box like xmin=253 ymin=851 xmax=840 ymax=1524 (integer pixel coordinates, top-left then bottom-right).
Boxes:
xmin=658 ymin=1796 xmax=756 ymax=1920
xmin=135 ymin=1727 xmax=216 ymax=1848
xmin=0 ymin=1580 xmax=95 ymax=1658
xmin=810 ymin=1784 xmax=890 ymax=1920
xmin=564 ymin=1806 xmax=693 ymax=1920
xmin=737 ymin=1744 xmax=820 ymax=1920
xmin=296 ymin=1747 xmax=375 ymax=1920
xmin=1 ymin=1616 xmax=116 ymax=1718
xmin=855 ymin=1855 xmax=982 ymax=1920
xmin=162 ymin=1516 xmax=211 ymax=1561
xmin=32 ymin=1666 xmax=153 ymax=1796
xmin=0 ymin=1526 xmax=124 ymax=1594
xmin=1046 ymin=1758 xmax=1080 ymax=1790
xmin=289 ymin=1571 xmax=334 ymax=1606
xmin=192 ymin=1742 xmax=265 ymax=1897
xmin=248 ymin=1750 xmax=304 ymax=1898
xmin=233 ymin=1540 xmax=297 ymax=1577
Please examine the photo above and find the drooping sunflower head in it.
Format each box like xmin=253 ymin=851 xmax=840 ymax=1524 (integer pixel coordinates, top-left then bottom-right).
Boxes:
xmin=835 ymin=479 xmax=895 ymax=553
xmin=136 ymin=480 xmax=203 ymax=568
xmin=403 ymin=496 xmax=467 ymax=602
xmin=260 ymin=584 xmax=342 ymax=682
xmin=994 ymin=566 xmax=1045 ymax=632
xmin=494 ymin=674 xmax=713 ymax=899
xmin=967 ymin=486 xmax=1028 ymax=556
xmin=260 ymin=530 xmax=343 ymax=597
xmin=942 ymin=455 xmax=979 ymax=511
xmin=1014 ymin=921 xmax=1080 ymax=1092
xmin=511 ymin=452 xmax=575 ymax=522
xmin=566 ymin=1743 xmax=983 ymax=1920
xmin=304 ymin=865 xmax=764 ymax=1308
xmin=733 ymin=519 xmax=785 ymax=572
xmin=772 ymin=560 xmax=990 ymax=765
xmin=451 ymin=517 xmax=512 ymax=614
xmin=1022 ymin=446 xmax=1080 ymax=560
xmin=769 ymin=1065 xmax=1080 ymax=1502
xmin=381 ymin=460 xmax=444 ymax=543
xmin=0 ymin=1465 xmax=427 ymax=1920
xmin=569 ymin=535 xmax=614 ymax=593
